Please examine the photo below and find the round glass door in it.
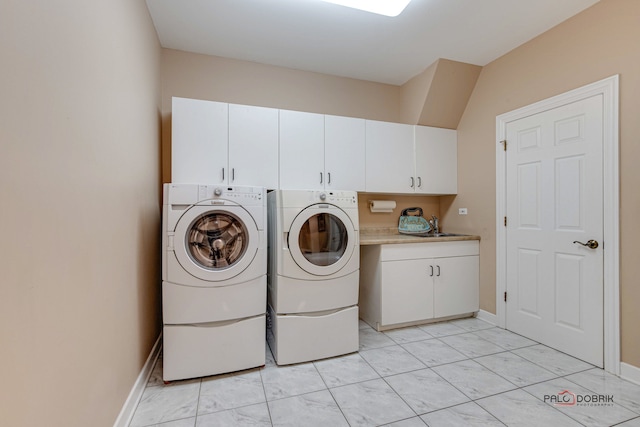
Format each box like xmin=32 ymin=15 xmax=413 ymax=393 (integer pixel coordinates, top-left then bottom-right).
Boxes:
xmin=186 ymin=212 xmax=248 ymax=270
xmin=298 ymin=213 xmax=348 ymax=267
xmin=288 ymin=205 xmax=355 ymax=276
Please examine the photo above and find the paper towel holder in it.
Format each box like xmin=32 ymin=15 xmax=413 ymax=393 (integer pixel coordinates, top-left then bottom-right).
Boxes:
xmin=369 ymin=200 xmax=396 ymax=213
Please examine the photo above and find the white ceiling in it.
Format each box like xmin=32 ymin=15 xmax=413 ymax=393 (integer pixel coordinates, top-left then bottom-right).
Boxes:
xmin=145 ymin=0 xmax=599 ymax=86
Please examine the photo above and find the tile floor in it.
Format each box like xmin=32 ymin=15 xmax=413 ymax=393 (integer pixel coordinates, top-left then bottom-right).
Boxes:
xmin=129 ymin=318 xmax=640 ymax=427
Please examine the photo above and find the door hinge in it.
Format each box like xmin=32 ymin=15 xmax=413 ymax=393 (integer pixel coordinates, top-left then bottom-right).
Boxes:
xmin=504 ymin=291 xmax=507 ymax=302
xmin=500 ymin=139 xmax=507 ymax=151
xmin=504 ymin=216 xmax=507 ymax=227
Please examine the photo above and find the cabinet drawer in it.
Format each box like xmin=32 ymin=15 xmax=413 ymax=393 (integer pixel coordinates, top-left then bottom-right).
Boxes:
xmin=381 ymin=240 xmax=479 ymax=261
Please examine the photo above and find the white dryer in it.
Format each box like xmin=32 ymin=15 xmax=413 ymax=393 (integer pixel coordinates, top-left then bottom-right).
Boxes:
xmin=162 ymin=183 xmax=266 ymax=381
xmin=267 ymin=190 xmax=359 ymax=365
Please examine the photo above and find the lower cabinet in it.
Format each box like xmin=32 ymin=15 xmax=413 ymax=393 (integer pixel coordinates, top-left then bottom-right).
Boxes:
xmin=360 ymin=240 xmax=479 ymax=331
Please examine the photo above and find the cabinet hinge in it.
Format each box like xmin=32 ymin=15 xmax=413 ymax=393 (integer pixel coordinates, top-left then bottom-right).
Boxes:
xmin=504 ymin=291 xmax=507 ymax=302
xmin=504 ymin=216 xmax=507 ymax=227
xmin=500 ymin=140 xmax=507 ymax=151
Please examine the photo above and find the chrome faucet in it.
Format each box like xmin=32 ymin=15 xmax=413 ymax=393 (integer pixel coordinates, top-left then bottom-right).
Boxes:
xmin=429 ymin=215 xmax=440 ymax=234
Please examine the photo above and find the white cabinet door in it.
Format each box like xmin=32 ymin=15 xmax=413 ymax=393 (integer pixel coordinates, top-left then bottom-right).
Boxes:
xmin=414 ymin=126 xmax=457 ymax=194
xmin=279 ymin=110 xmax=325 ymax=190
xmin=433 ymin=256 xmax=479 ymax=318
xmin=228 ymin=104 xmax=279 ymax=189
xmin=325 ymin=115 xmax=365 ymax=191
xmin=365 ymin=120 xmax=415 ymax=193
xmin=171 ymin=97 xmax=228 ymax=184
xmin=381 ymin=259 xmax=434 ymax=326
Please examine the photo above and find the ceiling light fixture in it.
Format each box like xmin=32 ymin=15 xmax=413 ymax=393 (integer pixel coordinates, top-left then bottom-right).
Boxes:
xmin=320 ymin=0 xmax=412 ymax=17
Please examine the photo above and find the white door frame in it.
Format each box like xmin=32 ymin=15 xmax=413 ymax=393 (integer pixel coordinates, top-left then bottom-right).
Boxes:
xmin=496 ymin=75 xmax=620 ymax=374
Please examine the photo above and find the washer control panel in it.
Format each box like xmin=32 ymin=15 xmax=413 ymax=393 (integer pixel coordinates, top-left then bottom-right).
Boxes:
xmin=198 ymin=185 xmax=265 ymax=205
xmin=311 ymin=190 xmax=357 ymax=206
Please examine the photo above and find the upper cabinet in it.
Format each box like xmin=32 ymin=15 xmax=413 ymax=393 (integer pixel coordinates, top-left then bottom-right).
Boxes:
xmin=279 ymin=110 xmax=325 ymax=190
xmin=365 ymin=120 xmax=415 ymax=193
xmin=172 ymin=97 xmax=456 ymax=194
xmin=171 ymin=97 xmax=279 ymax=188
xmin=172 ymin=97 xmax=228 ymax=185
xmin=280 ymin=111 xmax=366 ymax=191
xmin=365 ymin=120 xmax=457 ymax=195
xmin=324 ymin=115 xmax=365 ymax=191
xmin=414 ymin=126 xmax=457 ymax=195
xmin=228 ymin=104 xmax=279 ymax=189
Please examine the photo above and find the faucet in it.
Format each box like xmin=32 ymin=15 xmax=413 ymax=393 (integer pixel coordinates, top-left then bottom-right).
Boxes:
xmin=429 ymin=215 xmax=440 ymax=234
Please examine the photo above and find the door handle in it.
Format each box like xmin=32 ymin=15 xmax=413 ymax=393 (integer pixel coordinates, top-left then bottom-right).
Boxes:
xmin=320 ymin=172 xmax=323 ymax=184
xmin=573 ymin=239 xmax=599 ymax=249
xmin=429 ymin=265 xmax=434 ymax=277
xmin=436 ymin=265 xmax=441 ymax=277
xmin=417 ymin=177 xmax=422 ymax=188
xmin=410 ymin=177 xmax=415 ymax=188
xmin=328 ymin=172 xmax=331 ymax=185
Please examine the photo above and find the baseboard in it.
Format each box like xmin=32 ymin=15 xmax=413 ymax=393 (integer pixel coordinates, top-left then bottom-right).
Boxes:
xmin=476 ymin=309 xmax=498 ymax=326
xmin=113 ymin=334 xmax=162 ymax=427
xmin=620 ymin=362 xmax=640 ymax=385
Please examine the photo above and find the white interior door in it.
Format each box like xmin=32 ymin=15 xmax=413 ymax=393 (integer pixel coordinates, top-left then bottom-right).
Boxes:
xmin=505 ymin=94 xmax=604 ymax=367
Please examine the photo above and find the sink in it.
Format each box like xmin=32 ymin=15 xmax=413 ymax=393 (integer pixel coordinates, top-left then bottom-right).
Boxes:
xmin=423 ymin=232 xmax=467 ymax=237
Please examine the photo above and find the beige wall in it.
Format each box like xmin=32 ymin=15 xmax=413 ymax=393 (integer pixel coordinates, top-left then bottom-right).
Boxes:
xmin=0 ymin=1 xmax=162 ymax=426
xmin=443 ymin=0 xmax=640 ymax=367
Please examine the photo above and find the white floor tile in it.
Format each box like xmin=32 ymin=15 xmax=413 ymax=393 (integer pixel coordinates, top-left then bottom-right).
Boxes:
xmin=150 ymin=418 xmax=196 ymax=427
xmin=438 ymin=333 xmax=506 ymax=358
xmin=617 ymin=417 xmax=640 ymax=426
xmin=524 ymin=377 xmax=639 ymax=426
xmin=402 ymin=338 xmax=468 ymax=367
xmin=313 ymin=353 xmax=379 ymax=387
xmin=449 ymin=317 xmax=494 ymax=332
xmin=198 ymin=369 xmax=265 ymax=415
xmin=268 ymin=390 xmax=348 ymax=427
xmin=384 ymin=326 xmax=434 ymax=344
xmin=383 ymin=416 xmax=427 ymax=427
xmin=417 ymin=322 xmax=466 ymax=337
xmin=566 ymin=368 xmax=640 ymax=414
xmin=128 ymin=319 xmax=640 ymax=427
xmin=358 ymin=327 xmax=396 ymax=351
xmin=195 ymin=403 xmax=271 ymax=427
xmin=512 ymin=344 xmax=594 ymax=376
xmin=360 ymin=345 xmax=426 ymax=376
xmin=385 ymin=368 xmax=469 ymax=414
xmin=431 ymin=360 xmax=517 ymax=400
xmin=260 ymin=362 xmax=326 ymax=401
xmin=420 ymin=402 xmax=503 ymax=427
xmin=477 ymin=389 xmax=582 ymax=427
xmin=129 ymin=379 xmax=200 ymax=427
xmin=330 ymin=379 xmax=415 ymax=426
xmin=474 ymin=351 xmax=557 ymax=387
xmin=472 ymin=327 xmax=537 ymax=350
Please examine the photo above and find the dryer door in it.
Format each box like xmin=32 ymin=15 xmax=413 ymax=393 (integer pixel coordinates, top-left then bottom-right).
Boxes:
xmin=173 ymin=205 xmax=259 ymax=283
xmin=288 ymin=204 xmax=356 ymax=276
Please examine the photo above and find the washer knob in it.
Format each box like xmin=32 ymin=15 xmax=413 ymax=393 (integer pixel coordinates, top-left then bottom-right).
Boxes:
xmin=214 ymin=188 xmax=223 ymax=196
xmin=319 ymin=192 xmax=327 ymax=201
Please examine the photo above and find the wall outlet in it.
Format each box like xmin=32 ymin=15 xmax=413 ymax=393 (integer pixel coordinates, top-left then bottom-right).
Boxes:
xmin=458 ymin=208 xmax=468 ymax=215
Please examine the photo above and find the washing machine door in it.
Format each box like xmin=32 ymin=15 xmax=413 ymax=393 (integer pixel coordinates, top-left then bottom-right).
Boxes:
xmin=288 ymin=204 xmax=356 ymax=276
xmin=173 ymin=204 xmax=259 ymax=283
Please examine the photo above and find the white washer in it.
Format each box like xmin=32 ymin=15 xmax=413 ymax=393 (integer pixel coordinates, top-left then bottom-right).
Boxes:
xmin=162 ymin=183 xmax=266 ymax=381
xmin=267 ymin=189 xmax=359 ymax=365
